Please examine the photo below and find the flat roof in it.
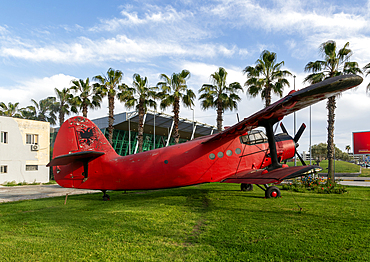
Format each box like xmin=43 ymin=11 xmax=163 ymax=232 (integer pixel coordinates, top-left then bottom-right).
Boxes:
xmin=92 ymin=110 xmax=218 ymax=140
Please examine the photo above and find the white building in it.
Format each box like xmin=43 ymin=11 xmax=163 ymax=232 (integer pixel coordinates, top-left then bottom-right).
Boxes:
xmin=302 ymin=151 xmax=313 ymax=162
xmin=0 ymin=116 xmax=50 ymax=184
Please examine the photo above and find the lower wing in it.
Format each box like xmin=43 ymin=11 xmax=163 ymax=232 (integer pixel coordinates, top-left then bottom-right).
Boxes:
xmin=221 ymin=165 xmax=322 ymax=184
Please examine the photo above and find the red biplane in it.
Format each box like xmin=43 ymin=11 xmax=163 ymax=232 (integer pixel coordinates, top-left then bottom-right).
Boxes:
xmin=48 ymin=75 xmax=362 ymax=200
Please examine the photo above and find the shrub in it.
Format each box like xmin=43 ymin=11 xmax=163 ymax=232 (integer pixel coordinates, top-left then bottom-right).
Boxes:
xmin=281 ymin=175 xmax=347 ymax=194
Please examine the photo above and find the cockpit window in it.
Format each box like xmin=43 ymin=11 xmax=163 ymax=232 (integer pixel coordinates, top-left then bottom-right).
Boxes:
xmin=240 ymin=130 xmax=268 ymax=145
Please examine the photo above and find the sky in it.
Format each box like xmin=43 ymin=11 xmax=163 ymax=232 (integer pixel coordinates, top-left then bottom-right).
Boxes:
xmin=0 ymin=0 xmax=369 ymax=154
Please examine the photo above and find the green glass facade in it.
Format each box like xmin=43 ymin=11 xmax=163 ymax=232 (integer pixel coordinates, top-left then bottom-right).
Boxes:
xmin=102 ymin=129 xmax=189 ymax=156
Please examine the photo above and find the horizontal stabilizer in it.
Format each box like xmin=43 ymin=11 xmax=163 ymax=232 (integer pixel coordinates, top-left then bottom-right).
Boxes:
xmin=47 ymin=151 xmax=105 ymax=167
xmin=222 ymin=165 xmax=322 ymax=185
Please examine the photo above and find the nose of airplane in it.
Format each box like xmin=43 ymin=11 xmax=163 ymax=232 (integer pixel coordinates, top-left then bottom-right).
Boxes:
xmin=279 ymin=122 xmax=307 ymax=165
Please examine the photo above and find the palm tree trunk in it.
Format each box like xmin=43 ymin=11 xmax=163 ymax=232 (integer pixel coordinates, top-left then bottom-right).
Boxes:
xmin=173 ymin=98 xmax=180 ymax=144
xmin=108 ymin=93 xmax=115 ymax=145
xmin=217 ymin=102 xmax=223 ymax=132
xmin=59 ymin=108 xmax=64 ymax=127
xmin=138 ymin=102 xmax=144 ymax=153
xmin=265 ymin=86 xmax=271 ymax=107
xmin=327 ymin=96 xmax=336 ymax=182
xmin=82 ymin=105 xmax=88 ymax=117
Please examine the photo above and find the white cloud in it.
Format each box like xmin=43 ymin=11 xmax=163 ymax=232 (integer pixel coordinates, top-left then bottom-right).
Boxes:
xmin=208 ymin=0 xmax=369 ymax=36
xmin=91 ymin=5 xmax=189 ymax=31
xmin=0 ymin=74 xmax=76 ymax=108
xmin=285 ymin=39 xmax=296 ymax=50
xmin=0 ymin=25 xmax=8 ymax=34
xmin=0 ymin=33 xmax=244 ymax=64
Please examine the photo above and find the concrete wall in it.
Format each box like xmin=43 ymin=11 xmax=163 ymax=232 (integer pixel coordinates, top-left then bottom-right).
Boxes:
xmin=0 ymin=116 xmax=50 ymax=184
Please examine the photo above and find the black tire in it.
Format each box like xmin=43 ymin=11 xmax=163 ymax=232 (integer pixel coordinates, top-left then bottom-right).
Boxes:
xmin=241 ymin=183 xmax=253 ymax=191
xmin=103 ymin=194 xmax=110 ymax=201
xmin=265 ymin=186 xmax=281 ymax=198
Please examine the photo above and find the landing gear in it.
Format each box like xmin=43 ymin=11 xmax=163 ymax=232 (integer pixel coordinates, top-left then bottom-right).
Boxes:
xmin=102 ymin=190 xmax=110 ymax=201
xmin=241 ymin=183 xmax=253 ymax=191
xmin=265 ymin=186 xmax=281 ymax=198
xmin=255 ymin=184 xmax=281 ymax=198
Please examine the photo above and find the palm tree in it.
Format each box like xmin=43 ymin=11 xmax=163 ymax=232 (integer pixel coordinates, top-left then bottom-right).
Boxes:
xmin=0 ymin=102 xmax=23 ymax=118
xmin=364 ymin=62 xmax=370 ymax=93
xmin=304 ymin=40 xmax=362 ymax=181
xmin=157 ymin=69 xmax=195 ymax=144
xmin=26 ymin=97 xmax=58 ymax=125
xmin=54 ymin=87 xmax=78 ymax=127
xmin=93 ymin=68 xmax=124 ymax=144
xmin=70 ymin=78 xmax=102 ymax=117
xmin=243 ymin=50 xmax=292 ymax=107
xmin=199 ymin=67 xmax=242 ymax=132
xmin=118 ymin=74 xmax=157 ymax=153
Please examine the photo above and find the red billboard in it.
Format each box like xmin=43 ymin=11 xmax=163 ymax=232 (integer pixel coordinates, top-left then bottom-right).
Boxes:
xmin=353 ymin=131 xmax=370 ymax=155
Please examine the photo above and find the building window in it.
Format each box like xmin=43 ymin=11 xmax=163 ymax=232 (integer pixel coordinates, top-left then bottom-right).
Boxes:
xmin=1 ymin=165 xmax=8 ymax=173
xmin=26 ymin=165 xmax=38 ymax=171
xmin=1 ymin=131 xmax=8 ymax=144
xmin=26 ymin=134 xmax=39 ymax=145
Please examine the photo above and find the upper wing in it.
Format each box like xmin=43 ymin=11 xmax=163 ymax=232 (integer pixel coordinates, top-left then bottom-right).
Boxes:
xmin=221 ymin=165 xmax=322 ymax=185
xmin=204 ymin=74 xmax=362 ymax=143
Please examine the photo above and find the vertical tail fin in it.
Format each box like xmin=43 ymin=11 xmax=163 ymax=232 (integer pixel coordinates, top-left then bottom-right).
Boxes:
xmin=52 ymin=116 xmax=116 ymax=158
xmin=49 ymin=116 xmax=117 ymax=188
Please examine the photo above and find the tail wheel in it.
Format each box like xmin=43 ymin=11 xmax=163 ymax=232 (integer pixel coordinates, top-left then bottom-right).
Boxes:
xmin=103 ymin=194 xmax=110 ymax=201
xmin=241 ymin=183 xmax=253 ymax=191
xmin=265 ymin=186 xmax=281 ymax=198
xmin=102 ymin=190 xmax=110 ymax=201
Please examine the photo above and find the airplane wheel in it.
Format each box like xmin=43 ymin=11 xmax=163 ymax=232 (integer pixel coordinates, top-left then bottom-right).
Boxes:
xmin=241 ymin=183 xmax=253 ymax=191
xmin=265 ymin=186 xmax=281 ymax=198
xmin=103 ymin=194 xmax=110 ymax=201
xmin=102 ymin=190 xmax=110 ymax=201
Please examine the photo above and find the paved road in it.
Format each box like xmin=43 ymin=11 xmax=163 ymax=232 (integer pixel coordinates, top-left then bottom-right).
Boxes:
xmin=0 ymin=184 xmax=100 ymax=203
xmin=337 ymin=176 xmax=370 ymax=187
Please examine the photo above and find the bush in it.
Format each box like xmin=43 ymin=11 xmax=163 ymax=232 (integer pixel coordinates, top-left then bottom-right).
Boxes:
xmin=281 ymin=175 xmax=347 ymax=194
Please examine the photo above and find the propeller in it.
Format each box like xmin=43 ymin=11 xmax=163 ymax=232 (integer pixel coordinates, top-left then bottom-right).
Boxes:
xmin=280 ymin=122 xmax=307 ymax=166
xmin=294 ymin=123 xmax=306 ymax=144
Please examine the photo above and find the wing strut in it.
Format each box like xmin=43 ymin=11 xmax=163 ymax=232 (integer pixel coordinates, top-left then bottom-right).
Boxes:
xmin=260 ymin=118 xmax=282 ymax=171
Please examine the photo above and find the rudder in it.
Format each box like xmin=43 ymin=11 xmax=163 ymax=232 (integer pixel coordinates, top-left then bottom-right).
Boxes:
xmin=52 ymin=116 xmax=116 ymax=158
xmin=49 ymin=116 xmax=117 ymax=188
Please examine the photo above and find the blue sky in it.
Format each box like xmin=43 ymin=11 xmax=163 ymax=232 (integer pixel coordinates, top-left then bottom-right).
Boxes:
xmin=1 ymin=0 xmax=370 ymax=153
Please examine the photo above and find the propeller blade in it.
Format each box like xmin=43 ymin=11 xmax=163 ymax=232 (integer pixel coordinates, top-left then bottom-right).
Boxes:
xmin=296 ymin=152 xmax=307 ymax=166
xmin=294 ymin=123 xmax=306 ymax=143
xmin=280 ymin=122 xmax=288 ymax=134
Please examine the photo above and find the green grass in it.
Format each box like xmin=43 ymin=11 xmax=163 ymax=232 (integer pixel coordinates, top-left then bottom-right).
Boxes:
xmin=1 ymin=180 xmax=57 ymax=186
xmin=287 ymin=160 xmax=361 ymax=174
xmin=359 ymin=168 xmax=370 ymax=177
xmin=1 ymin=183 xmax=370 ymax=261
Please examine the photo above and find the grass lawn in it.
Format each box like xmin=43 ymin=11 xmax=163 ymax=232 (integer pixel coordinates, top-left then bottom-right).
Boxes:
xmin=287 ymin=160 xmax=361 ymax=174
xmin=1 ymin=183 xmax=370 ymax=261
xmin=360 ymin=168 xmax=370 ymax=177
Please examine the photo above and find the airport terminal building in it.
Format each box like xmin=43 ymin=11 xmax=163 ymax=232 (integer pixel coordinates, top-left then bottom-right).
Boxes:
xmin=92 ymin=110 xmax=217 ymax=156
xmin=0 ymin=116 xmax=50 ymax=184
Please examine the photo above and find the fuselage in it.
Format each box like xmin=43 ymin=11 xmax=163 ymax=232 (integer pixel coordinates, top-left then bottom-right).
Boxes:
xmin=54 ymin=127 xmax=295 ymax=191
